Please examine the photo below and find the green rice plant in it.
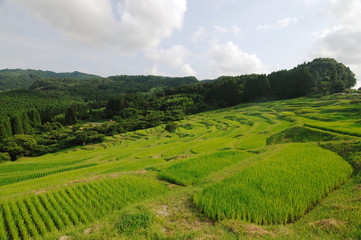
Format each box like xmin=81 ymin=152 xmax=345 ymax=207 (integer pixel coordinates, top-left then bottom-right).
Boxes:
xmin=115 ymin=205 xmax=153 ymax=233
xmin=160 ymin=151 xmax=253 ymax=186
xmin=29 ymin=196 xmax=57 ymax=232
xmin=9 ymin=201 xmax=30 ymax=239
xmin=2 ymin=203 xmax=20 ymax=240
xmin=37 ymin=195 xmax=65 ymax=230
xmin=63 ymin=188 xmax=95 ymax=222
xmin=46 ymin=193 xmax=73 ymax=227
xmin=57 ymin=190 xmax=89 ymax=224
xmin=0 ymin=164 xmax=97 ymax=186
xmin=266 ymin=126 xmax=348 ymax=145
xmin=16 ymin=200 xmax=40 ymax=238
xmin=0 ymin=205 xmax=9 ymax=240
xmin=193 ymin=144 xmax=353 ymax=224
xmin=0 ymin=176 xmax=167 ymax=239
xmin=237 ymin=134 xmax=268 ymax=150
xmin=104 ymin=158 xmax=164 ymax=173
xmin=191 ymin=137 xmax=237 ymax=154
xmin=23 ymin=198 xmax=48 ymax=235
xmin=52 ymin=191 xmax=81 ymax=225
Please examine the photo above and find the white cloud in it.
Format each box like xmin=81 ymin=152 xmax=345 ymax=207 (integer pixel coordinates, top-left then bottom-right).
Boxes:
xmin=8 ymin=0 xmax=187 ymax=52
xmin=145 ymin=65 xmax=168 ymax=76
xmin=191 ymin=26 xmax=207 ymax=43
xmin=145 ymin=45 xmax=190 ymax=67
xmin=214 ymin=25 xmax=241 ymax=35
xmin=181 ymin=64 xmax=197 ymax=76
xmin=145 ymin=45 xmax=196 ymax=76
xmin=311 ymin=0 xmax=361 ymax=88
xmin=257 ymin=17 xmax=300 ymax=32
xmin=210 ymin=41 xmax=267 ymax=77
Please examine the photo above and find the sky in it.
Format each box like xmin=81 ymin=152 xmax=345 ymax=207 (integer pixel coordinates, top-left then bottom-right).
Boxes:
xmin=0 ymin=0 xmax=360 ymax=88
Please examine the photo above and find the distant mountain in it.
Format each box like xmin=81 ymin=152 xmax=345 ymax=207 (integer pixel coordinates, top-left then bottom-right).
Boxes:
xmin=29 ymin=75 xmax=199 ymax=101
xmin=0 ymin=69 xmax=100 ymax=91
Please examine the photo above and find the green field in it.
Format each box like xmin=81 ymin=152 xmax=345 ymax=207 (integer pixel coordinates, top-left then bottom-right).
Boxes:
xmin=1 ymin=94 xmax=361 ymax=239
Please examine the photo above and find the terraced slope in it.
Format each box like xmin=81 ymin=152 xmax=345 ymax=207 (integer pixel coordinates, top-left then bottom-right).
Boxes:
xmin=0 ymin=94 xmax=360 ymax=239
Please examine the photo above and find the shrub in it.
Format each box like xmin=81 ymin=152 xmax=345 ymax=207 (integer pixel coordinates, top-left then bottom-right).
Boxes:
xmin=115 ymin=206 xmax=152 ymax=233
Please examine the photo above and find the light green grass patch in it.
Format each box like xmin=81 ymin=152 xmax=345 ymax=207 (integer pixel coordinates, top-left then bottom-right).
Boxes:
xmin=160 ymin=151 xmax=253 ymax=186
xmin=194 ymin=144 xmax=353 ymax=224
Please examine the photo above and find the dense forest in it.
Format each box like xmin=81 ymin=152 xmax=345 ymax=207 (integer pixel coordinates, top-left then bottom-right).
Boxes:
xmin=0 ymin=58 xmax=357 ymax=162
xmin=0 ymin=69 xmax=99 ymax=91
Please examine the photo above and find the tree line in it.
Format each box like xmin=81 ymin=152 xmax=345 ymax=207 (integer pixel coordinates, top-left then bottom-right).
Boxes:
xmin=0 ymin=58 xmax=357 ymax=162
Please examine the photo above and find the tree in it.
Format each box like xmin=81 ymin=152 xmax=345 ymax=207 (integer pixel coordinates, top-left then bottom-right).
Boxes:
xmin=0 ymin=152 xmax=10 ymax=162
xmin=0 ymin=134 xmax=37 ymax=160
xmin=12 ymin=115 xmax=24 ymax=135
xmin=65 ymin=106 xmax=77 ymax=125
xmin=164 ymin=122 xmax=179 ymax=133
xmin=22 ymin=112 xmax=32 ymax=134
xmin=28 ymin=109 xmax=42 ymax=127
xmin=0 ymin=123 xmax=9 ymax=141
xmin=3 ymin=118 xmax=12 ymax=137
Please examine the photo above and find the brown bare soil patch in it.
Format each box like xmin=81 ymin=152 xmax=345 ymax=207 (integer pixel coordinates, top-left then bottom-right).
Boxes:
xmin=309 ymin=219 xmax=345 ymax=230
xmin=66 ymin=175 xmax=103 ymax=185
xmin=134 ymin=170 xmax=147 ymax=174
xmin=84 ymin=224 xmax=102 ymax=234
xmin=35 ymin=190 xmax=47 ymax=195
xmin=223 ymin=221 xmax=274 ymax=238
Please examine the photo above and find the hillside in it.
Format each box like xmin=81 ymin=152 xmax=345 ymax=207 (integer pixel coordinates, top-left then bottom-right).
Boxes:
xmin=0 ymin=94 xmax=360 ymax=239
xmin=29 ymin=75 xmax=199 ymax=101
xmin=0 ymin=69 xmax=100 ymax=92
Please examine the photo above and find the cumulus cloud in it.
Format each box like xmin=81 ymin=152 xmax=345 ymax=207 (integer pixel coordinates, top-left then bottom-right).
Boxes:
xmin=8 ymin=0 xmax=187 ymax=51
xmin=257 ymin=17 xmax=300 ymax=32
xmin=145 ymin=45 xmax=190 ymax=67
xmin=181 ymin=64 xmax=197 ymax=76
xmin=311 ymin=0 xmax=361 ymax=87
xmin=145 ymin=65 xmax=168 ymax=76
xmin=145 ymin=45 xmax=197 ymax=76
xmin=210 ymin=41 xmax=267 ymax=77
xmin=214 ymin=25 xmax=241 ymax=35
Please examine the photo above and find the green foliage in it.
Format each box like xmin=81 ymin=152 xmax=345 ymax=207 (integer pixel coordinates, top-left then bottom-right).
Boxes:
xmin=160 ymin=151 xmax=252 ymax=186
xmin=74 ymin=130 xmax=105 ymax=145
xmin=115 ymin=206 xmax=153 ymax=233
xmin=0 ymin=152 xmax=10 ymax=162
xmin=194 ymin=144 xmax=353 ymax=224
xmin=0 ymin=68 xmax=99 ymax=91
xmin=266 ymin=126 xmax=348 ymax=144
xmin=0 ymin=164 xmax=96 ymax=186
xmin=0 ymin=123 xmax=9 ymax=141
xmin=29 ymin=75 xmax=198 ymax=101
xmin=164 ymin=122 xmax=179 ymax=133
xmin=11 ymin=115 xmax=24 ymax=135
xmin=0 ymin=176 xmax=166 ymax=239
xmin=320 ymin=140 xmax=361 ymax=172
xmin=0 ymin=135 xmax=37 ymax=160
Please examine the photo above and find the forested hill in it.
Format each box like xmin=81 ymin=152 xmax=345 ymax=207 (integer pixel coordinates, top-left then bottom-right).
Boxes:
xmin=0 ymin=69 xmax=100 ymax=91
xmin=29 ymin=75 xmax=199 ymax=101
xmin=0 ymin=57 xmax=358 ymax=161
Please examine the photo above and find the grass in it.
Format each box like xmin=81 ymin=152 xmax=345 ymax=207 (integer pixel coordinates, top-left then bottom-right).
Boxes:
xmin=193 ymin=144 xmax=353 ymax=224
xmin=159 ymin=151 xmax=253 ymax=186
xmin=1 ymin=93 xmax=361 ymax=239
xmin=0 ymin=176 xmax=167 ymax=239
xmin=266 ymin=126 xmax=350 ymax=145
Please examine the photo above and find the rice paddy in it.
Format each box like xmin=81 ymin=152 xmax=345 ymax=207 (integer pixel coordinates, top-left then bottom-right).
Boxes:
xmin=193 ymin=144 xmax=353 ymax=224
xmin=0 ymin=94 xmax=360 ymax=239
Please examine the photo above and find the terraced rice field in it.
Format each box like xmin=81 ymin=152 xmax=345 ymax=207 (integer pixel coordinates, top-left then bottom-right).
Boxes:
xmin=0 ymin=94 xmax=360 ymax=239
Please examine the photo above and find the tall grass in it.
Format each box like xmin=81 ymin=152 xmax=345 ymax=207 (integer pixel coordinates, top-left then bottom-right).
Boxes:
xmin=160 ymin=151 xmax=253 ymax=186
xmin=0 ymin=176 xmax=167 ymax=240
xmin=194 ymin=144 xmax=353 ymax=224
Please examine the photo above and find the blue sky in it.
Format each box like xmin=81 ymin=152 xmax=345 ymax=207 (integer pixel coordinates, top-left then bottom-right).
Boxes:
xmin=0 ymin=0 xmax=360 ymax=88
